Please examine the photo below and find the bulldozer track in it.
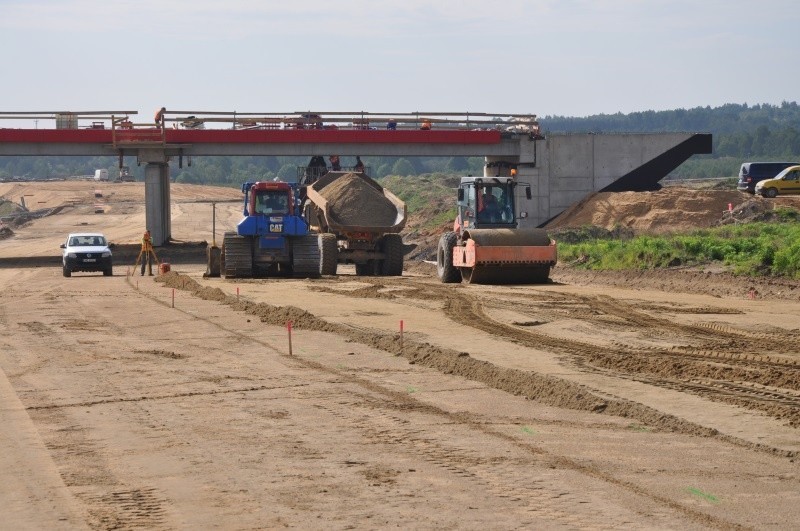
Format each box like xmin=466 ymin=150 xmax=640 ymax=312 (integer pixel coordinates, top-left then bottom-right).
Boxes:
xmin=290 ymin=234 xmax=321 ymax=278
xmin=222 ymin=232 xmax=252 ymax=278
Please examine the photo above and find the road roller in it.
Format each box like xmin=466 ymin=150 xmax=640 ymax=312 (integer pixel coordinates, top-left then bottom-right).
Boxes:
xmin=437 ymin=176 xmax=557 ymax=284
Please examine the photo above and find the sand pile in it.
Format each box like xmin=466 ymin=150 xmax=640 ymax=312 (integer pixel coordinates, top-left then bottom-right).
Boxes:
xmin=547 ymin=188 xmax=754 ymax=234
xmin=321 ymin=173 xmax=398 ymax=227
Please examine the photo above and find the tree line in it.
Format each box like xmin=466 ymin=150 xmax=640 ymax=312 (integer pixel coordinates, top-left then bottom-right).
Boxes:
xmin=1 ymin=102 xmax=798 ymax=183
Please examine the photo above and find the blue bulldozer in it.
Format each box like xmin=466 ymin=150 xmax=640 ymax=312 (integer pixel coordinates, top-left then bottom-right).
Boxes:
xmin=221 ymin=180 xmax=324 ymax=278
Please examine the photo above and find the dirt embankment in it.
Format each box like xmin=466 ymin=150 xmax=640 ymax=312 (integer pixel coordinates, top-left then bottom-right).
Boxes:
xmin=547 ymin=187 xmax=800 ymax=233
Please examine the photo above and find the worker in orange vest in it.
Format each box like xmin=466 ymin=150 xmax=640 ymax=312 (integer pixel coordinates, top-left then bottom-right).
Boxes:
xmin=141 ymin=230 xmax=154 ymax=276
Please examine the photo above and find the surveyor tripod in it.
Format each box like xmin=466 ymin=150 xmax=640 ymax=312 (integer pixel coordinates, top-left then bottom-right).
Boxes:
xmin=133 ymin=246 xmax=160 ymax=276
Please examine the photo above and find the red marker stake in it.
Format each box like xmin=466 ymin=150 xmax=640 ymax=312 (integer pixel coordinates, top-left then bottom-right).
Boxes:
xmin=287 ymin=321 xmax=293 ymax=356
xmin=400 ymin=320 xmax=404 ymax=352
xmin=172 ymin=288 xmax=175 ymax=308
xmin=237 ymin=287 xmax=240 ymax=301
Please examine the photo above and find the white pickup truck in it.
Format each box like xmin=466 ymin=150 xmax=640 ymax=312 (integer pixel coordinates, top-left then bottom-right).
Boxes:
xmin=60 ymin=232 xmax=113 ymax=277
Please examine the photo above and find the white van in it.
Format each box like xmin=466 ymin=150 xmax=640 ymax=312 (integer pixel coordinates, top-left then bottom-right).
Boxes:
xmin=94 ymin=169 xmax=109 ymax=182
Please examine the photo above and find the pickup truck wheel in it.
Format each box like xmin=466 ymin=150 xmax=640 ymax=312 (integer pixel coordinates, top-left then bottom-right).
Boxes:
xmin=104 ymin=266 xmax=113 ymax=276
xmin=62 ymin=265 xmax=71 ymax=278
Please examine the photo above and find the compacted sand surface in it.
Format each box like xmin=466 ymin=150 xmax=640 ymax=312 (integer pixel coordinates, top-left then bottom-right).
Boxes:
xmin=1 ymin=180 xmax=799 ymax=529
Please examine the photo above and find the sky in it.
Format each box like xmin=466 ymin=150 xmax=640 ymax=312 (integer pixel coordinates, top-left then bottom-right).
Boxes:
xmin=1 ymin=0 xmax=799 ymax=124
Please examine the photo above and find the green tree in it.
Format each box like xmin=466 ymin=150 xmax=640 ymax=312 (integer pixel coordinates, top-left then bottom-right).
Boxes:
xmin=446 ymin=157 xmax=470 ymax=172
xmin=276 ymin=164 xmax=296 ymax=181
xmin=391 ymin=159 xmax=415 ymax=176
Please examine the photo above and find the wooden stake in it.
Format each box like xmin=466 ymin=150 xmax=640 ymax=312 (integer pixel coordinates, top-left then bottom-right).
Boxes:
xmin=287 ymin=321 xmax=293 ymax=356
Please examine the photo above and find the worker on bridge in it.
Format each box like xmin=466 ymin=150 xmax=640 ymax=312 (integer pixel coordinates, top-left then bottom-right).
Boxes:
xmin=154 ymin=107 xmax=166 ymax=126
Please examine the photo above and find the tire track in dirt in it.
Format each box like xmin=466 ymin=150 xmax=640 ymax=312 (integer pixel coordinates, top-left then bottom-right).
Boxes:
xmin=311 ymin=276 xmax=800 ymax=430
xmin=477 ymin=285 xmax=800 ymax=357
xmin=457 ymin=284 xmax=800 ymax=428
xmin=312 ymin=396 xmax=627 ymax=528
xmin=28 ymin=404 xmax=172 ymax=530
xmin=3 ymin=280 xmax=178 ymax=530
xmin=142 ymin=274 xmax=744 ymax=528
xmin=158 ymin=272 xmax=799 ymax=462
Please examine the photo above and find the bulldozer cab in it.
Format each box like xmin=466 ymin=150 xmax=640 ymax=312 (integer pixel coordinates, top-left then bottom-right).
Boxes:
xmin=254 ymin=189 xmax=290 ymax=215
xmin=244 ymin=181 xmax=294 ymax=217
xmin=458 ymin=178 xmax=517 ymax=228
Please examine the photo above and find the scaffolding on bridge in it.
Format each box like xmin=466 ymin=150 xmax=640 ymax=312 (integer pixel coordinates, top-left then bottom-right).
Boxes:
xmin=1 ymin=109 xmax=540 ymax=137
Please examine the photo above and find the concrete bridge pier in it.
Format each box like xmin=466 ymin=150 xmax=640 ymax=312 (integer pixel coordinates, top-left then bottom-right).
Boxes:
xmin=142 ymin=152 xmax=172 ymax=246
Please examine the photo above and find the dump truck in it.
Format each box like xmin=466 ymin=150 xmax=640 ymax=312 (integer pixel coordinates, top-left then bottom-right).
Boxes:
xmin=303 ymin=171 xmax=407 ymax=276
xmin=437 ymin=176 xmax=557 ymax=284
xmin=220 ymin=180 xmax=324 ymax=278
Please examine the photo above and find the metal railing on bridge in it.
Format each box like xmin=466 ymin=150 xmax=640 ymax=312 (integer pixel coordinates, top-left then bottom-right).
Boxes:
xmin=1 ymin=109 xmax=540 ymax=136
xmin=158 ymin=110 xmax=539 ymax=134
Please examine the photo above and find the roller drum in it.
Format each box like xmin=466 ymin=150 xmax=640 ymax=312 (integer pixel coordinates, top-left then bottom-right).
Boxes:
xmin=464 ymin=228 xmax=552 ymax=247
xmin=459 ymin=228 xmax=554 ymax=284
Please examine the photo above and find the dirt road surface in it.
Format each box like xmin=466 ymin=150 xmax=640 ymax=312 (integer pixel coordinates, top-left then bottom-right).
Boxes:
xmin=2 ymin=180 xmax=799 ymax=529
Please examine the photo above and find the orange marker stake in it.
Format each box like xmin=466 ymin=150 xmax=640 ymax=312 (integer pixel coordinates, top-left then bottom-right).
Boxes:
xmin=172 ymin=288 xmax=175 ymax=308
xmin=287 ymin=321 xmax=293 ymax=356
xmin=237 ymin=287 xmax=240 ymax=301
xmin=400 ymin=320 xmax=404 ymax=352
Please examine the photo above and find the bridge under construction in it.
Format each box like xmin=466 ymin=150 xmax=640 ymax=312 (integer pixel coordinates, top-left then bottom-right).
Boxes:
xmin=0 ymin=109 xmax=711 ymax=245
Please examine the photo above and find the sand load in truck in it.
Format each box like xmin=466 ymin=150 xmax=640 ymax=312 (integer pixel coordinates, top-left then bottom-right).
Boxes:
xmin=304 ymin=171 xmax=407 ymax=276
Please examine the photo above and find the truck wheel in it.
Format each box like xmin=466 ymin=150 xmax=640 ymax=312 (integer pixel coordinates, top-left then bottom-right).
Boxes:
xmin=437 ymin=232 xmax=461 ymax=283
xmin=62 ymin=265 xmax=71 ymax=278
xmin=380 ymin=234 xmax=404 ymax=276
xmin=104 ymin=265 xmax=113 ymax=276
xmin=319 ymin=234 xmax=338 ymax=275
xmin=355 ymin=261 xmax=376 ymax=276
